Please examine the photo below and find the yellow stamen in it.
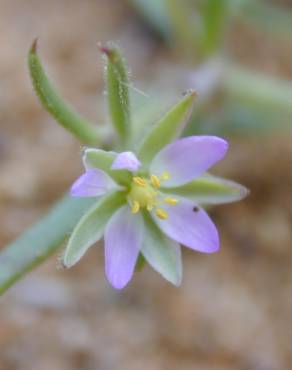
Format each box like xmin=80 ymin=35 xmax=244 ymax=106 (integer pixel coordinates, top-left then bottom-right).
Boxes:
xmin=133 ymin=177 xmax=146 ymax=187
xmin=156 ymin=208 xmax=168 ymax=220
xmin=160 ymin=171 xmax=170 ymax=181
xmin=131 ymin=201 xmax=140 ymax=214
xmin=151 ymin=174 xmax=161 ymax=189
xmin=164 ymin=197 xmax=179 ymax=205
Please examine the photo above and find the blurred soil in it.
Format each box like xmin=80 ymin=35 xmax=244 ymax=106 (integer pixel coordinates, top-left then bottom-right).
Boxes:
xmin=0 ymin=1 xmax=292 ymax=370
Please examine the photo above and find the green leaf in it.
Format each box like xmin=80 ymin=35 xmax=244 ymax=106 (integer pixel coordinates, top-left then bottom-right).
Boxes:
xmin=83 ymin=148 xmax=131 ymax=185
xmin=0 ymin=195 xmax=95 ymax=295
xmin=63 ymin=192 xmax=125 ymax=267
xmin=101 ymin=44 xmax=131 ymax=145
xmin=138 ymin=91 xmax=197 ymax=167
xmin=28 ymin=39 xmax=101 ymax=146
xmin=241 ymin=0 xmax=292 ymax=40
xmin=163 ymin=174 xmax=249 ymax=205
xmin=141 ymin=212 xmax=182 ymax=286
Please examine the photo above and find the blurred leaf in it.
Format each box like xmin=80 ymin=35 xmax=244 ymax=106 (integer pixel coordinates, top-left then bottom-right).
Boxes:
xmin=128 ymin=0 xmax=171 ymax=41
xmin=138 ymin=91 xmax=197 ymax=167
xmin=165 ymin=0 xmax=199 ymax=60
xmin=224 ymin=65 xmax=292 ymax=117
xmin=241 ymin=0 xmax=292 ymax=40
xmin=199 ymin=0 xmax=231 ymax=56
xmin=28 ymin=40 xmax=101 ymax=146
xmin=101 ymin=45 xmax=131 ymax=145
xmin=63 ymin=192 xmax=124 ymax=268
xmin=0 ymin=196 xmax=95 ymax=295
xmin=163 ymin=174 xmax=249 ymax=205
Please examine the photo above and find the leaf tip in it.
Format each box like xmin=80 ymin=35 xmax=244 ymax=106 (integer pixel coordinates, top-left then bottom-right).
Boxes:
xmin=30 ymin=37 xmax=39 ymax=54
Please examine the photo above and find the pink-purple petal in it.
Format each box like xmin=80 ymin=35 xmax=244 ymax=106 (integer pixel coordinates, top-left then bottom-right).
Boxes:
xmin=70 ymin=168 xmax=116 ymax=197
xmin=111 ymin=151 xmax=141 ymax=172
xmin=104 ymin=206 xmax=144 ymax=289
xmin=153 ymin=196 xmax=219 ymax=253
xmin=150 ymin=136 xmax=228 ymax=187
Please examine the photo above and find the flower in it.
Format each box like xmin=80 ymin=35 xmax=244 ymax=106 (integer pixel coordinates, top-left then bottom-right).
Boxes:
xmin=64 ymin=135 xmax=248 ymax=289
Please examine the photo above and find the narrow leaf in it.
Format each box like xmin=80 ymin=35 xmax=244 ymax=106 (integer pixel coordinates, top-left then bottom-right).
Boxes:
xmin=142 ymin=212 xmax=182 ymax=286
xmin=101 ymin=44 xmax=131 ymax=144
xmin=163 ymin=174 xmax=249 ymax=204
xmin=165 ymin=0 xmax=199 ymax=60
xmin=63 ymin=192 xmax=125 ymax=267
xmin=138 ymin=91 xmax=197 ymax=167
xmin=199 ymin=0 xmax=231 ymax=56
xmin=83 ymin=148 xmax=131 ymax=185
xmin=28 ymin=39 xmax=100 ymax=146
xmin=0 ymin=196 xmax=94 ymax=295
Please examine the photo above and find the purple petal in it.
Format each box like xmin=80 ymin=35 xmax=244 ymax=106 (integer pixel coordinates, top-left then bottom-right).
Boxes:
xmin=153 ymin=196 xmax=219 ymax=253
xmin=150 ymin=136 xmax=228 ymax=187
xmin=104 ymin=206 xmax=144 ymax=289
xmin=70 ymin=168 xmax=116 ymax=197
xmin=111 ymin=151 xmax=141 ymax=172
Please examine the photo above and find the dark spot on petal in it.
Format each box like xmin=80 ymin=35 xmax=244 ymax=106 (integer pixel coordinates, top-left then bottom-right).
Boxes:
xmin=193 ymin=206 xmax=199 ymax=212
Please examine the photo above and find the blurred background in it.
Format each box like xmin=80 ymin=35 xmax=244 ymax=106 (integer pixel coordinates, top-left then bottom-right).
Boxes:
xmin=0 ymin=0 xmax=292 ymax=369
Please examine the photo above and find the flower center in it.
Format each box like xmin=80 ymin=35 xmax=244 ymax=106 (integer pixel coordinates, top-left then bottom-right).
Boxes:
xmin=127 ymin=172 xmax=178 ymax=220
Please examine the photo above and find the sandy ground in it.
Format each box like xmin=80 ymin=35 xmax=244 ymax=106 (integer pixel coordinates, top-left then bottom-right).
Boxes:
xmin=0 ymin=1 xmax=292 ymax=369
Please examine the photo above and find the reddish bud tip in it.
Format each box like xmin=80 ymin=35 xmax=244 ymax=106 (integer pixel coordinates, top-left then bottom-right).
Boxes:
xmin=97 ymin=42 xmax=113 ymax=59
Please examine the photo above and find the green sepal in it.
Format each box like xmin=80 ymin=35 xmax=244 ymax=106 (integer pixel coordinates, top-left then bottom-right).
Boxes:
xmin=0 ymin=195 xmax=95 ymax=295
xmin=138 ymin=91 xmax=196 ymax=167
xmin=163 ymin=174 xmax=249 ymax=205
xmin=28 ymin=39 xmax=100 ymax=146
xmin=83 ymin=148 xmax=131 ymax=186
xmin=101 ymin=44 xmax=131 ymax=145
xmin=135 ymin=253 xmax=147 ymax=272
xmin=141 ymin=212 xmax=182 ymax=286
xmin=63 ymin=191 xmax=125 ymax=268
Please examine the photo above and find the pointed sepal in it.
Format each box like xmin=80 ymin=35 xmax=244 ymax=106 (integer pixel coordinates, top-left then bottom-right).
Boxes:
xmin=62 ymin=192 xmax=125 ymax=268
xmin=138 ymin=91 xmax=197 ymax=167
xmin=163 ymin=174 xmax=249 ymax=205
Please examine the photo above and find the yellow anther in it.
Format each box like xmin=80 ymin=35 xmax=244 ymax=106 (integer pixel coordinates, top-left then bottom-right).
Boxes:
xmin=160 ymin=171 xmax=170 ymax=181
xmin=164 ymin=197 xmax=179 ymax=205
xmin=133 ymin=177 xmax=147 ymax=187
xmin=151 ymin=174 xmax=161 ymax=189
xmin=131 ymin=201 xmax=140 ymax=214
xmin=156 ymin=208 xmax=168 ymax=220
